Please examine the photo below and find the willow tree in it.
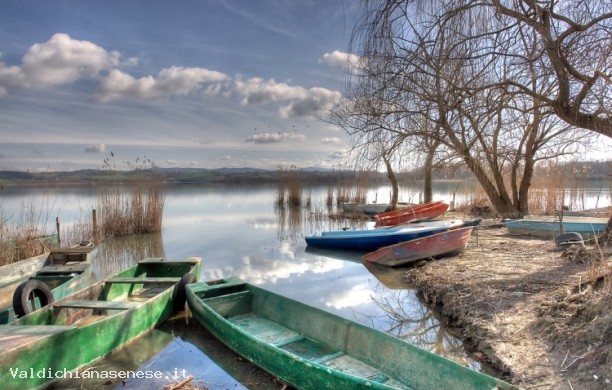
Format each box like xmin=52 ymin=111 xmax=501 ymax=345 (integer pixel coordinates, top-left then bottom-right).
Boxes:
xmin=489 ymin=0 xmax=612 ymax=238
xmin=348 ymin=0 xmax=599 ymax=218
xmin=332 ymin=80 xmax=445 ymax=209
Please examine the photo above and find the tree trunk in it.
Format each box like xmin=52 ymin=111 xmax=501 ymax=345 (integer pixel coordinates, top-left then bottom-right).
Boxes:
xmin=423 ymin=141 xmax=439 ymax=203
xmin=383 ymin=155 xmax=399 ymax=209
xmin=463 ymin=147 xmax=522 ymax=218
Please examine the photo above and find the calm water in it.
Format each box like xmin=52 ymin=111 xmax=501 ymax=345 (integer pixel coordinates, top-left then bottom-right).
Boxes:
xmin=2 ymin=182 xmax=606 ymax=389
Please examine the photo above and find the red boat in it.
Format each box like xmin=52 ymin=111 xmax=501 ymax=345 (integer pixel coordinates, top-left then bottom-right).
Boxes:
xmin=362 ymin=226 xmax=474 ymax=266
xmin=374 ymin=201 xmax=449 ymax=227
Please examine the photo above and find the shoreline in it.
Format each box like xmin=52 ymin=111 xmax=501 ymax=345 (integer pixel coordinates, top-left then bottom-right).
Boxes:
xmin=404 ymin=215 xmax=610 ymax=389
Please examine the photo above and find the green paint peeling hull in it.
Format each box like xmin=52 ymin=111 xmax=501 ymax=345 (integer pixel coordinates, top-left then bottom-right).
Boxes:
xmin=0 ymin=257 xmax=201 ymax=390
xmin=187 ymin=278 xmax=520 ymax=390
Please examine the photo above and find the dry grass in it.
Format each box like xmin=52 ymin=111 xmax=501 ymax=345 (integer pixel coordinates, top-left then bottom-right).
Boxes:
xmin=276 ymin=166 xmax=303 ymax=207
xmin=405 ymin=213 xmax=611 ymax=389
xmin=0 ymin=200 xmax=58 ymax=265
xmin=94 ymin=181 xmax=165 ymax=240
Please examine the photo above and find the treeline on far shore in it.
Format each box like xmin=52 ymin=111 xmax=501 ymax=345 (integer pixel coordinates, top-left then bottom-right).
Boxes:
xmin=0 ymin=159 xmax=609 ymax=188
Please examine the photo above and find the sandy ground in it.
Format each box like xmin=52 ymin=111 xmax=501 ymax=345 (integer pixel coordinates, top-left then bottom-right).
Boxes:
xmin=404 ymin=213 xmax=611 ymax=389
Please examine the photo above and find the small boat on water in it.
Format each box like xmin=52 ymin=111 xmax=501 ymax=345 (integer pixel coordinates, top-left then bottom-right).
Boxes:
xmin=342 ymin=202 xmax=392 ymax=215
xmin=0 ymin=242 xmax=98 ymax=324
xmin=0 ymin=256 xmax=201 ymax=390
xmin=503 ymin=215 xmax=608 ymax=238
xmin=374 ymin=201 xmax=449 ymax=227
xmin=305 ymin=223 xmax=449 ymax=251
xmin=186 ymin=277 xmax=518 ymax=390
xmin=363 ymin=226 xmax=475 ymax=267
xmin=324 ymin=219 xmax=466 ymax=235
xmin=342 ymin=202 xmax=417 ymax=216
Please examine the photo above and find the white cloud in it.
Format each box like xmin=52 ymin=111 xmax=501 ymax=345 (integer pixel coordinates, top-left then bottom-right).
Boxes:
xmin=0 ymin=33 xmax=120 ymax=94
xmin=84 ymin=143 xmax=107 ymax=153
xmin=234 ymin=77 xmax=341 ymax=118
xmin=0 ymin=34 xmax=341 ymax=121
xmin=245 ymin=132 xmax=306 ymax=144
xmin=321 ymin=50 xmax=362 ymax=70
xmin=96 ymin=66 xmax=227 ymax=101
xmin=165 ymin=159 xmax=177 ymax=165
xmin=321 ymin=137 xmax=340 ymax=144
xmin=278 ymin=87 xmax=341 ymax=118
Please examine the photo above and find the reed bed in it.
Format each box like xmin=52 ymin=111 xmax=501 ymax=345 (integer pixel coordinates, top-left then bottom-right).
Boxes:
xmin=0 ymin=200 xmax=57 ymax=266
xmin=94 ymin=181 xmax=165 ymax=240
xmin=276 ymin=166 xmax=303 ymax=207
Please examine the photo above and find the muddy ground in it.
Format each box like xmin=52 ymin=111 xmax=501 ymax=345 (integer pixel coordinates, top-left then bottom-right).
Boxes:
xmin=405 ymin=213 xmax=611 ymax=389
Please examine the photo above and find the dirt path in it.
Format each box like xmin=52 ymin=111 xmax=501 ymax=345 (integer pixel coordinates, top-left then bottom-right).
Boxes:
xmin=404 ymin=215 xmax=611 ymax=389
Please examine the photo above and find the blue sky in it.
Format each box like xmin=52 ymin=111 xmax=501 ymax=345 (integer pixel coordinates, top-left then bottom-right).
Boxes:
xmin=0 ymin=0 xmax=361 ymax=172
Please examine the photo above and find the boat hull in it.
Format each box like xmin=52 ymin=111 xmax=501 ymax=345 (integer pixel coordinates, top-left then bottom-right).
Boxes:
xmin=305 ymin=225 xmax=449 ymax=251
xmin=322 ymin=219 xmax=465 ymax=236
xmin=375 ymin=201 xmax=449 ymax=227
xmin=504 ymin=216 xmax=607 ymax=238
xmin=186 ymin=278 xmax=518 ymax=390
xmin=0 ymin=257 xmax=201 ymax=390
xmin=363 ymin=227 xmax=474 ymax=266
xmin=0 ymin=244 xmax=98 ymax=324
xmin=342 ymin=202 xmax=391 ymax=215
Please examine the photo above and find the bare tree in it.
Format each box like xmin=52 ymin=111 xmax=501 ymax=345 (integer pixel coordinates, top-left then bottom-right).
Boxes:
xmin=489 ymin=0 xmax=612 ymax=137
xmin=345 ymin=0 xmax=598 ymax=218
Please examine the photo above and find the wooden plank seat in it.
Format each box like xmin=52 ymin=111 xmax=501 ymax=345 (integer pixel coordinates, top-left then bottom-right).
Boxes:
xmin=105 ymin=277 xmax=181 ymax=284
xmin=53 ymin=299 xmax=141 ymax=310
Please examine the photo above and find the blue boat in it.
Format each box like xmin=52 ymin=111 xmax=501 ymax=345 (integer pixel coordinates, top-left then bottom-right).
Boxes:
xmin=503 ymin=215 xmax=608 ymax=238
xmin=305 ymin=225 xmax=449 ymax=251
xmin=320 ymin=220 xmax=465 ymax=236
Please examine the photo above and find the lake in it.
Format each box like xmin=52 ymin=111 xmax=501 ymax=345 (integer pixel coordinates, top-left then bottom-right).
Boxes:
xmin=1 ymin=182 xmax=607 ymax=389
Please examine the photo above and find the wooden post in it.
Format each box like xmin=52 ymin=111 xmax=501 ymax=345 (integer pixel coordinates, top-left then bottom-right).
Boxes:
xmin=55 ymin=217 xmax=61 ymax=246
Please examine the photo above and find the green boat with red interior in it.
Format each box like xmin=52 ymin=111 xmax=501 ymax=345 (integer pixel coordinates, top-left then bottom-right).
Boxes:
xmin=0 ymin=257 xmax=201 ymax=390
xmin=186 ymin=277 xmax=519 ymax=390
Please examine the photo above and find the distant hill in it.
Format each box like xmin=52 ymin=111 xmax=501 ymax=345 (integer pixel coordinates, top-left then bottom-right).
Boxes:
xmin=0 ymin=167 xmax=381 ymax=188
xmin=0 ymin=160 xmax=607 ymax=188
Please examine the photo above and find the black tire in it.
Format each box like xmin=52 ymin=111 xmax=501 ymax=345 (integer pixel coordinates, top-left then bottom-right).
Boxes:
xmin=554 ymin=232 xmax=584 ymax=249
xmin=13 ymin=280 xmax=54 ymax=318
xmin=172 ymin=273 xmax=196 ymax=311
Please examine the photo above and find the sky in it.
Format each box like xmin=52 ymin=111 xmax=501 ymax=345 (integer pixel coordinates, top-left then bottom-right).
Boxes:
xmin=0 ymin=0 xmax=362 ymax=172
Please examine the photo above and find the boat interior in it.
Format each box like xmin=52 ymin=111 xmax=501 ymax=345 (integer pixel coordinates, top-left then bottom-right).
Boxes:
xmin=13 ymin=260 xmax=192 ymax=327
xmin=24 ymin=246 xmax=96 ymax=290
xmin=193 ymin=279 xmax=414 ymax=389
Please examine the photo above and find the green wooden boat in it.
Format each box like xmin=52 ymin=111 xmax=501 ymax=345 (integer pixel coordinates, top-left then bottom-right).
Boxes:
xmin=0 ymin=242 xmax=98 ymax=324
xmin=0 ymin=257 xmax=201 ymax=390
xmin=186 ymin=278 xmax=519 ymax=390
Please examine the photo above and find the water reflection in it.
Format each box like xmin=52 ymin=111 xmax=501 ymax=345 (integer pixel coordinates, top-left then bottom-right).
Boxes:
xmin=275 ymin=203 xmax=372 ymax=243
xmin=50 ymin=314 xmax=287 ymax=390
xmin=363 ymin=285 xmax=479 ymax=370
xmin=5 ymin=184 xmax=499 ymax=387
xmin=93 ymin=232 xmax=166 ymax=279
xmin=304 ymin=246 xmax=410 ymax=290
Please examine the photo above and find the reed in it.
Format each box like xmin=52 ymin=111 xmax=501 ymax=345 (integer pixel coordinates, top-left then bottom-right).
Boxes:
xmin=94 ymin=180 xmax=165 ymax=240
xmin=325 ymin=185 xmax=334 ymax=207
xmin=276 ymin=166 xmax=303 ymax=207
xmin=0 ymin=199 xmax=57 ymax=266
xmin=352 ymin=171 xmax=370 ymax=204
